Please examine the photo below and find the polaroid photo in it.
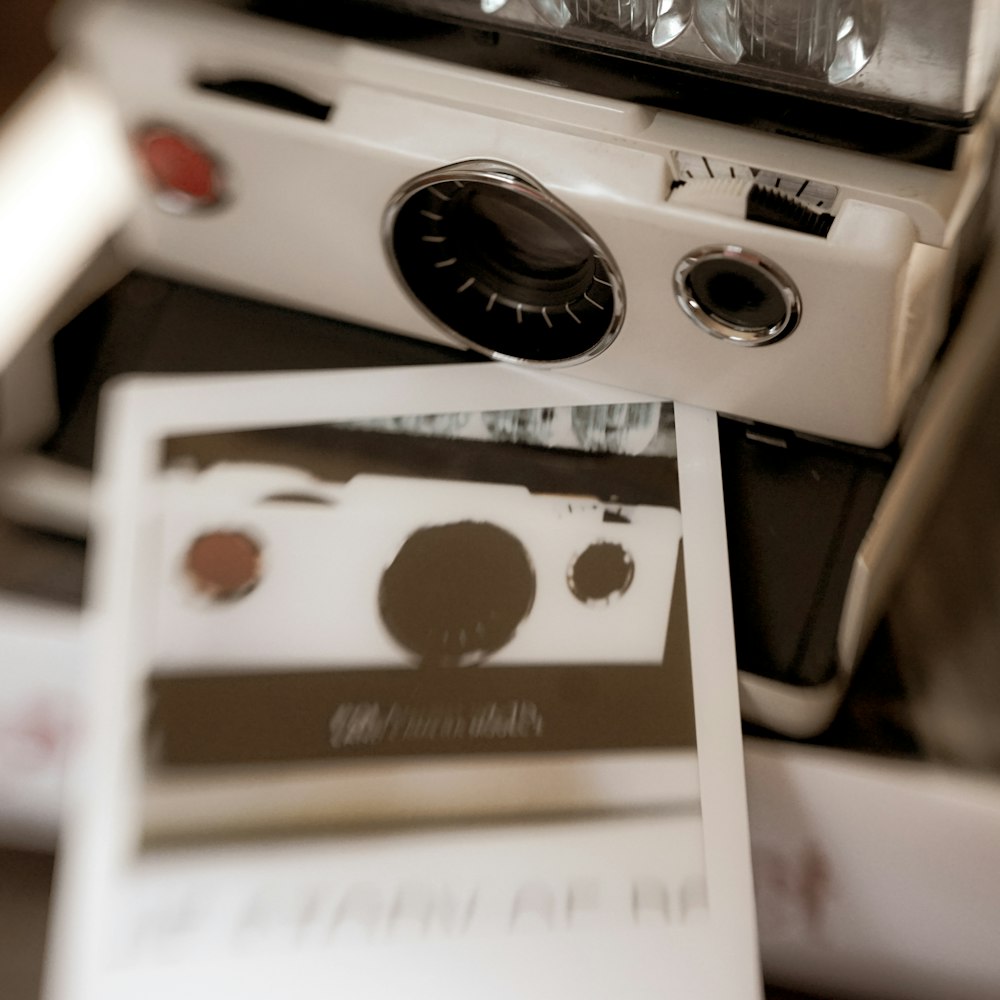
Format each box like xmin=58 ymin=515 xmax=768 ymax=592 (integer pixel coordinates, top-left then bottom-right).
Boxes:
xmin=46 ymin=364 xmax=760 ymax=1000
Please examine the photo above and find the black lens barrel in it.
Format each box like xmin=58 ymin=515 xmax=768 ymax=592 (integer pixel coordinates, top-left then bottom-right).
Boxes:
xmin=386 ymin=162 xmax=625 ymax=364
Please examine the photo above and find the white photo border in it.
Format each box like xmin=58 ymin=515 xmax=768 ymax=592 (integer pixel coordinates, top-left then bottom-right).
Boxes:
xmin=48 ymin=363 xmax=760 ymax=1000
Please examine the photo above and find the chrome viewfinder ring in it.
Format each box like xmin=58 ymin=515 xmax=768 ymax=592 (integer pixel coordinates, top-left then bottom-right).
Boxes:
xmin=673 ymin=245 xmax=801 ymax=346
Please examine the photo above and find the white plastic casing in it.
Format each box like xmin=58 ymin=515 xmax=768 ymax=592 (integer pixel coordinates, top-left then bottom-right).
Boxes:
xmin=61 ymin=0 xmax=997 ymax=445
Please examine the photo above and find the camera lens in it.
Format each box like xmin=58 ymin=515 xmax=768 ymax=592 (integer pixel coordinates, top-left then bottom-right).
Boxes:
xmin=456 ymin=186 xmax=594 ymax=301
xmin=378 ymin=520 xmax=536 ymax=666
xmin=673 ymin=246 xmax=800 ymax=345
xmin=385 ymin=161 xmax=625 ymax=364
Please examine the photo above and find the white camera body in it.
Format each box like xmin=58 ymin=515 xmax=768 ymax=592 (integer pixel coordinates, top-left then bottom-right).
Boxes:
xmin=150 ymin=463 xmax=682 ymax=670
xmin=64 ymin=0 xmax=999 ymax=446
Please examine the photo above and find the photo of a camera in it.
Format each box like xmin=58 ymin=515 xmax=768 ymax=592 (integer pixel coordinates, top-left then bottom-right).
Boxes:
xmin=62 ymin=0 xmax=1000 ymax=447
xmin=149 ymin=462 xmax=682 ymax=670
xmin=138 ymin=448 xmax=693 ymax=836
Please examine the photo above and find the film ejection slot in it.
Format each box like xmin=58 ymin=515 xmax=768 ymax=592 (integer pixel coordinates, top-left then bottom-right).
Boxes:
xmin=384 ymin=160 xmax=626 ymax=365
xmin=195 ymin=76 xmax=332 ymax=121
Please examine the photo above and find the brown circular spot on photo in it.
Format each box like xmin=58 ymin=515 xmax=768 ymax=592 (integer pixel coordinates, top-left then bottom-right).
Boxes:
xmin=183 ymin=530 xmax=262 ymax=602
xmin=568 ymin=541 xmax=635 ymax=604
xmin=378 ymin=520 xmax=536 ymax=666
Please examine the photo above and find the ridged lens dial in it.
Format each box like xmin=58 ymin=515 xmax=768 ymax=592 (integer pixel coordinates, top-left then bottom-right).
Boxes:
xmin=386 ymin=161 xmax=625 ymax=364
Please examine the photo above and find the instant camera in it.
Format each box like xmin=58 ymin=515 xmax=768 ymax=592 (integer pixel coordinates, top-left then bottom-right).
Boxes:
xmin=54 ymin=0 xmax=1000 ymax=448
xmin=4 ymin=0 xmax=1000 ymax=739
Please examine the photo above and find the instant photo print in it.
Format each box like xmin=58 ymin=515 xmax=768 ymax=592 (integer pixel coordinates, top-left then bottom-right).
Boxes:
xmin=44 ymin=364 xmax=760 ymax=1000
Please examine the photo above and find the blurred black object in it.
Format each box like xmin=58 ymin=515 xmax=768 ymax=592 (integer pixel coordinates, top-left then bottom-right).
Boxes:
xmin=884 ymin=352 xmax=1000 ymax=773
xmin=42 ymin=272 xmax=899 ymax=748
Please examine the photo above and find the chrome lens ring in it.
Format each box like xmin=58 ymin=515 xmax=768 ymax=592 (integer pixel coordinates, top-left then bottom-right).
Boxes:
xmin=673 ymin=245 xmax=801 ymax=346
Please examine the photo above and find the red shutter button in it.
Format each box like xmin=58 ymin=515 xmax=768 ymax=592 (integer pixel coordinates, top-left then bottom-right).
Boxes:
xmin=133 ymin=126 xmax=223 ymax=211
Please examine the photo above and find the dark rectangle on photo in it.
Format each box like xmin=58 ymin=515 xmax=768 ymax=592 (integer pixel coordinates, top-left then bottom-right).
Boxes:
xmin=148 ymin=660 xmax=696 ymax=768
xmin=161 ymin=416 xmax=679 ymax=509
